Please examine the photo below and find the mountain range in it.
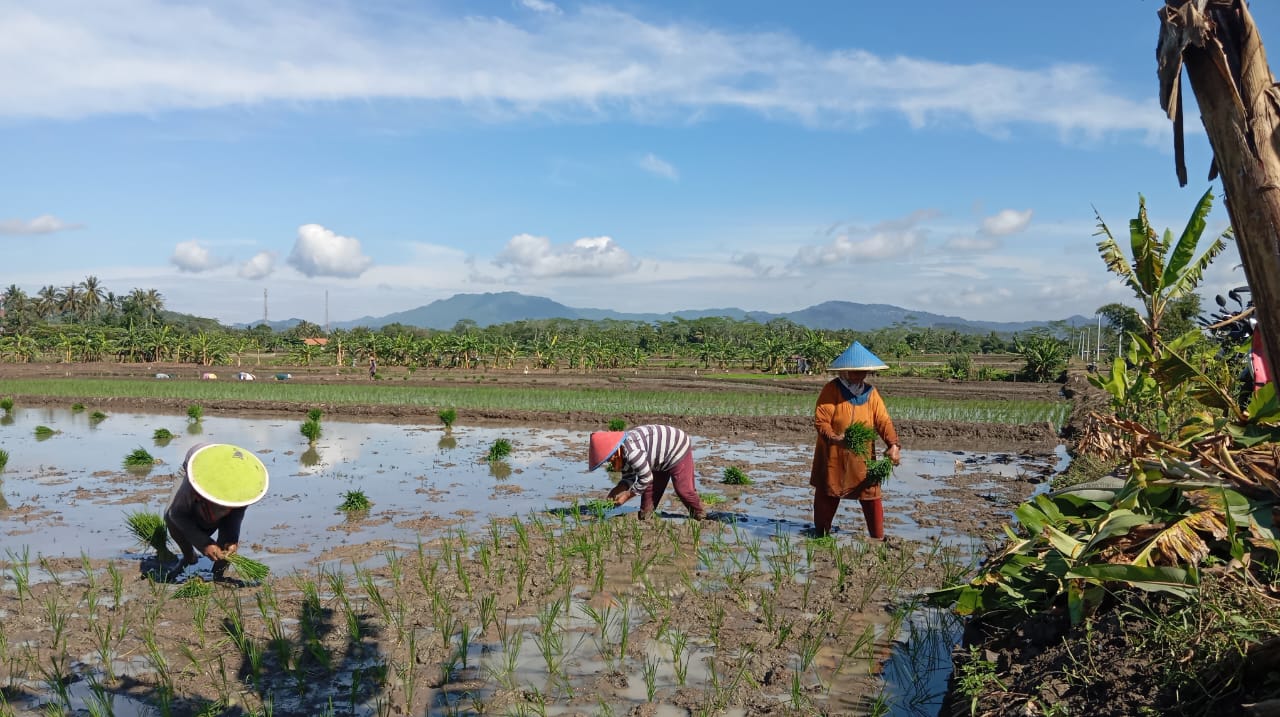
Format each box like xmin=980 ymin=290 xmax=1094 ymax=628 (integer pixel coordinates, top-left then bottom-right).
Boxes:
xmin=242 ymin=291 xmax=1091 ymax=335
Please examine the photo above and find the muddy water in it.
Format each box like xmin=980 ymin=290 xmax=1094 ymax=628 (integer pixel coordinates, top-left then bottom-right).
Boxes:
xmin=0 ymin=408 xmax=1061 ymax=570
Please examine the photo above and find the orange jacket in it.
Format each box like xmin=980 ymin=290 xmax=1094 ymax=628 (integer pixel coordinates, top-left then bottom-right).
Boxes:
xmin=809 ymin=379 xmax=899 ymax=500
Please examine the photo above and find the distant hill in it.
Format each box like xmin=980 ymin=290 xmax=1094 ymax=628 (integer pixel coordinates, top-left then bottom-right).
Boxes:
xmin=327 ymin=291 xmax=1089 ymax=334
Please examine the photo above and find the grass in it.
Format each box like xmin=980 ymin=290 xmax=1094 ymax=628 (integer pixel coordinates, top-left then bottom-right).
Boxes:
xmin=125 ymin=511 xmax=177 ymax=563
xmin=226 ymin=554 xmax=270 ymax=582
xmin=608 ymin=418 xmax=626 ymax=431
xmin=124 ymin=447 xmax=156 ymax=469
xmin=339 ymin=489 xmax=372 ymax=512
xmin=0 ymin=377 xmax=1072 ymax=425
xmin=722 ymin=466 xmax=752 ymax=485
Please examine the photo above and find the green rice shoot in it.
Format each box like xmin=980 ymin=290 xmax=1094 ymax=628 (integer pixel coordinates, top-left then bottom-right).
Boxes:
xmin=487 ymin=438 xmax=513 ymax=462
xmin=701 ymin=493 xmax=727 ymax=506
xmin=300 ymin=419 xmax=322 ymax=443
xmin=306 ymin=408 xmax=323 ymax=422
xmin=843 ymin=422 xmax=876 ymax=458
xmin=867 ymin=458 xmax=894 ymax=484
xmin=187 ymin=404 xmax=203 ymax=422
xmin=0 ymin=449 xmax=8 ymax=472
xmin=226 ymin=553 xmax=270 ymax=582
xmin=126 ymin=511 xmax=177 ymax=563
xmin=90 ymin=410 xmax=107 ymax=422
xmin=153 ymin=428 xmax=175 ymax=442
xmin=34 ymin=425 xmax=55 ymax=438
xmin=608 ymin=418 xmax=626 ymax=431
xmin=0 ymin=397 xmax=12 ymax=413
xmin=172 ymin=577 xmax=213 ymax=599
xmin=70 ymin=403 xmax=85 ymax=412
xmin=582 ymin=498 xmax=616 ymax=516
xmin=722 ymin=466 xmax=752 ymax=485
xmin=339 ymin=489 xmax=372 ymax=512
xmin=438 ymin=407 xmax=457 ymax=429
xmin=124 ymin=447 xmax=156 ymax=469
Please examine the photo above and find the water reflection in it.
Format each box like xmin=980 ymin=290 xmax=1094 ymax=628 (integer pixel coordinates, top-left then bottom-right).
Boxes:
xmin=438 ymin=433 xmax=457 ymax=451
xmin=300 ymin=446 xmax=323 ymax=467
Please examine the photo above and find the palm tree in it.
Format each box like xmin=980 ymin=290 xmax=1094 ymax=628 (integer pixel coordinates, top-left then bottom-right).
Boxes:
xmin=34 ymin=285 xmax=59 ymax=321
xmin=57 ymin=284 xmax=83 ymax=321
xmin=1094 ymin=188 xmax=1228 ymax=356
xmin=80 ymin=275 xmax=105 ymax=320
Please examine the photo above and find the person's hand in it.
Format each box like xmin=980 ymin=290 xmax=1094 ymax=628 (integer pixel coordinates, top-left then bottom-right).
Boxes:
xmin=613 ymin=491 xmax=633 ymax=506
xmin=203 ymin=544 xmax=226 ymax=561
xmin=221 ymin=542 xmax=239 ymax=556
xmin=888 ymin=444 xmax=902 ymax=466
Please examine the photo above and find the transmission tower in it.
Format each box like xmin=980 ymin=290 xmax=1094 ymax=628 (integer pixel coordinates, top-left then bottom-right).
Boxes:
xmin=263 ymin=289 xmax=268 ymax=326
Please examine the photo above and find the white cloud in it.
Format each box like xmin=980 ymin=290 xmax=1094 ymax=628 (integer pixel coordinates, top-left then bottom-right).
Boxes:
xmin=0 ymin=214 xmax=82 ymax=235
xmin=944 ymin=236 xmax=1001 ymax=252
xmin=0 ymin=2 xmax=1167 ymax=140
xmin=170 ymin=240 xmax=224 ymax=273
xmin=639 ymin=152 xmax=679 ymax=181
xmin=730 ymin=252 xmax=773 ymax=276
xmin=519 ymin=0 xmax=562 ymax=14
xmin=493 ymin=233 xmax=639 ymax=277
xmin=239 ymin=251 xmax=276 ymax=279
xmin=286 ymin=224 xmax=373 ymax=278
xmin=981 ymin=208 xmax=1033 ymax=236
xmin=790 ymin=211 xmax=933 ymax=268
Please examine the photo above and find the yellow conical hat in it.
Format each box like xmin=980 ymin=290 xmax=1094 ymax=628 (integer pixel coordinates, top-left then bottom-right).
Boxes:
xmin=188 ymin=444 xmax=269 ymax=508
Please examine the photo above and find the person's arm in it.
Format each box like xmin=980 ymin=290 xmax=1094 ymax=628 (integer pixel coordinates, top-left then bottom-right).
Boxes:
xmin=607 ymin=481 xmax=634 ymax=506
xmin=216 ymin=508 xmax=247 ymax=549
xmin=872 ymin=392 xmax=902 ymax=465
xmin=621 ymin=447 xmax=655 ymax=496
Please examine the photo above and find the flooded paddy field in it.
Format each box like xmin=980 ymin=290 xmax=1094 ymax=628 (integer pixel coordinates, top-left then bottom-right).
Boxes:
xmin=0 ymin=406 xmax=1065 ymax=716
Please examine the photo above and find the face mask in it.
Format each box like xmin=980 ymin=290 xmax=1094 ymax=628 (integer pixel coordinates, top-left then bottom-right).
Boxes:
xmin=838 ymin=376 xmax=865 ymax=393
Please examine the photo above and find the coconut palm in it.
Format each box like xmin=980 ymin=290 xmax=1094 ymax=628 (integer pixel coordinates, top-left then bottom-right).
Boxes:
xmin=80 ymin=275 xmax=105 ymax=320
xmin=34 ymin=285 xmax=59 ymax=321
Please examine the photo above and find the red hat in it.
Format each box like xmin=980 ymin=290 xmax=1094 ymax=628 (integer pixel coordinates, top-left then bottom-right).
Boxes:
xmin=588 ymin=431 xmax=626 ymax=471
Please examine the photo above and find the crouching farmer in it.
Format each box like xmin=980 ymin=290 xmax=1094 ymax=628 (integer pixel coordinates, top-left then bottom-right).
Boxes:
xmin=165 ymin=443 xmax=269 ymax=580
xmin=589 ymin=424 xmax=706 ymax=521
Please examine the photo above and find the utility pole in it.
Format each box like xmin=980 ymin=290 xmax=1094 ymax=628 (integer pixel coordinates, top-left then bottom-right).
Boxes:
xmin=263 ymin=289 xmax=268 ymax=326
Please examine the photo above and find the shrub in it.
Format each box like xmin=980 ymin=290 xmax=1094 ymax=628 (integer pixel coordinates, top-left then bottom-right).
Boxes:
xmin=722 ymin=466 xmax=753 ymax=485
xmin=947 ymin=353 xmax=972 ymax=380
xmin=339 ymin=490 xmax=372 ymax=512
xmin=187 ymin=404 xmax=203 ymax=422
xmin=608 ymin=418 xmax=627 ymax=431
xmin=300 ymin=419 xmax=322 ymax=444
xmin=438 ymin=407 xmax=457 ymax=429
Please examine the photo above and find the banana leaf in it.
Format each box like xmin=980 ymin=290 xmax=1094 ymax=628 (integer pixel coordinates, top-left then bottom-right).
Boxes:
xmin=1064 ymin=563 xmax=1198 ymax=599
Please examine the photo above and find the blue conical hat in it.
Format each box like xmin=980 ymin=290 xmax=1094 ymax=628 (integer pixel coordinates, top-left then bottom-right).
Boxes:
xmin=828 ymin=341 xmax=888 ymax=371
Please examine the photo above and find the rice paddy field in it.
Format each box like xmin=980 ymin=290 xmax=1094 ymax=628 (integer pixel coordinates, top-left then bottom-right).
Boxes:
xmin=0 ymin=366 xmax=1070 ymax=716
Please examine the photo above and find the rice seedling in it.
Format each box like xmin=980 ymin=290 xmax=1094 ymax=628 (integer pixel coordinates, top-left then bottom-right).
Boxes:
xmin=174 ymin=577 xmax=213 ymax=599
xmin=486 ymin=438 xmax=513 ymax=462
xmin=123 ymin=446 xmax=156 ymax=469
xmin=0 ymin=397 xmax=12 ymax=413
xmin=843 ymin=422 xmax=876 ymax=457
xmin=90 ymin=410 xmax=108 ymax=422
xmin=307 ymin=407 xmax=323 ymax=422
xmin=339 ymin=489 xmax=372 ymax=512
xmin=721 ymin=466 xmax=752 ymax=485
xmin=34 ymin=425 xmax=56 ymax=438
xmin=607 ymin=418 xmax=626 ymax=431
xmin=153 ymin=427 xmax=175 ymax=443
xmin=0 ymin=449 xmax=7 ymax=473
xmin=300 ymin=418 xmax=322 ymax=444
xmin=125 ymin=511 xmax=178 ymax=562
xmin=70 ymin=402 xmax=84 ymax=412
xmin=701 ymin=492 xmax=727 ymax=506
xmin=227 ymin=553 xmax=270 ymax=582
xmin=438 ymin=407 xmax=457 ymax=429
xmin=187 ymin=404 xmax=203 ymax=421
xmin=867 ymin=457 xmax=894 ymax=484
xmin=642 ymin=654 xmax=660 ymax=701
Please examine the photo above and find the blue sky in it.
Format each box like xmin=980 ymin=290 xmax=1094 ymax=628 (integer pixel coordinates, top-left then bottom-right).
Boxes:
xmin=1 ymin=0 xmax=1269 ymax=326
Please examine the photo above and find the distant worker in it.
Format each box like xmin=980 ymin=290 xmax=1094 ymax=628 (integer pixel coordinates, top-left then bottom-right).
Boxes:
xmin=809 ymin=341 xmax=901 ymax=540
xmin=164 ymin=443 xmax=269 ymax=580
xmin=369 ymin=356 xmax=377 ymax=380
xmin=588 ymin=425 xmax=706 ymax=521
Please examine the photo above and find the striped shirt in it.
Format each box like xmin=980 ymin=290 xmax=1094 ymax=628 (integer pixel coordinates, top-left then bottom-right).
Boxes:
xmin=618 ymin=424 xmax=692 ymax=495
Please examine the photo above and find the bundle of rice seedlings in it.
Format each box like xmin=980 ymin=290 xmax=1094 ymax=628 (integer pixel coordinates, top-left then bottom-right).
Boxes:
xmin=339 ymin=489 xmax=372 ymax=512
xmin=306 ymin=408 xmax=323 ymax=422
xmin=226 ymin=553 xmax=269 ymax=582
xmin=124 ymin=447 xmax=156 ymax=469
xmin=126 ymin=511 xmax=177 ymax=562
xmin=486 ymin=438 xmax=513 ymax=462
xmin=173 ymin=577 xmax=212 ymax=599
xmin=722 ymin=466 xmax=753 ymax=485
xmin=867 ymin=458 xmax=894 ymax=485
xmin=153 ymin=428 xmax=175 ymax=442
xmin=843 ymin=422 xmax=877 ymax=458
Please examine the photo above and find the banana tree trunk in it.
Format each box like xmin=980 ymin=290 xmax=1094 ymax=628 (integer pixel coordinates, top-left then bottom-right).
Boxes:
xmin=1159 ymin=0 xmax=1280 ymax=384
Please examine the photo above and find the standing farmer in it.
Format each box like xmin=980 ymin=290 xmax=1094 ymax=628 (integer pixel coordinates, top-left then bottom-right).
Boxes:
xmin=165 ymin=443 xmax=269 ymax=580
xmin=810 ymin=342 xmax=901 ymax=539
xmin=589 ymin=424 xmax=706 ymax=521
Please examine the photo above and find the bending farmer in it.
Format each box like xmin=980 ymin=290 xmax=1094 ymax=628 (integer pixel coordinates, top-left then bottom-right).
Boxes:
xmin=810 ymin=341 xmax=901 ymax=539
xmin=165 ymin=443 xmax=269 ymax=579
xmin=589 ymin=424 xmax=706 ymax=521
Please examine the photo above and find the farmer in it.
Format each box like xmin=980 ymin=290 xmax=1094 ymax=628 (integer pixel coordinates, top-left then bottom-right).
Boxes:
xmin=164 ymin=443 xmax=269 ymax=580
xmin=809 ymin=341 xmax=901 ymax=539
xmin=588 ymin=424 xmax=706 ymax=521
xmin=369 ymin=356 xmax=377 ymax=380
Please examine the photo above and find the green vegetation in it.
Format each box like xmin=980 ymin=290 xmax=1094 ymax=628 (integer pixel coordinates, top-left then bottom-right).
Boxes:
xmin=300 ymin=419 xmax=322 ymax=444
xmin=124 ymin=447 xmax=156 ymax=469
xmin=306 ymin=407 xmax=323 ymax=422
xmin=0 ymin=448 xmax=8 ymax=472
xmin=226 ymin=553 xmax=269 ymax=582
xmin=0 ymin=397 xmax=12 ymax=413
xmin=701 ymin=493 xmax=727 ymax=506
xmin=866 ymin=458 xmax=893 ymax=484
xmin=721 ymin=466 xmax=752 ymax=485
xmin=34 ymin=425 xmax=55 ymax=438
xmin=172 ymin=578 xmax=213 ymax=599
xmin=153 ymin=427 xmax=175 ymax=442
xmin=486 ymin=438 xmax=513 ymax=462
xmin=607 ymin=418 xmax=627 ymax=431
xmin=71 ymin=402 xmax=85 ymax=412
xmin=125 ymin=511 xmax=177 ymax=563
xmin=0 ymin=377 xmax=1070 ymax=425
xmin=89 ymin=410 xmax=107 ymax=422
xmin=186 ymin=404 xmax=203 ymax=422
xmin=843 ymin=422 xmax=876 ymax=457
xmin=438 ymin=407 xmax=457 ymax=429
xmin=339 ymin=489 xmax=372 ymax=512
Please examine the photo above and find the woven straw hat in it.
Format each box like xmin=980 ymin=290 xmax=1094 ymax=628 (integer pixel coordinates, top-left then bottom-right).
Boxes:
xmin=187 ymin=444 xmax=269 ymax=508
xmin=827 ymin=341 xmax=889 ymax=371
xmin=588 ymin=431 xmax=626 ymax=471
